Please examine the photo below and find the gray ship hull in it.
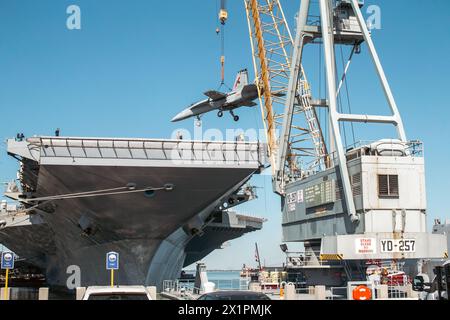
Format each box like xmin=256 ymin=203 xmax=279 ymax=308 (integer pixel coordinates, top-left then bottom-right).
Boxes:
xmin=0 ymin=219 xmax=53 ymax=269
xmin=148 ymin=212 xmax=264 ymax=287
xmin=184 ymin=213 xmax=264 ymax=267
xmin=3 ymin=136 xmax=266 ymax=288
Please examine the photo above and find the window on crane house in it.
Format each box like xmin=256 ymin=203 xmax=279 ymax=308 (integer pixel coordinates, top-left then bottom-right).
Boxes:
xmin=378 ymin=174 xmax=399 ymax=198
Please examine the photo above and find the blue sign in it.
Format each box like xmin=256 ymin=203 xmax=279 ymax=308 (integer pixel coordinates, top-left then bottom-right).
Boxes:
xmin=1 ymin=252 xmax=15 ymax=269
xmin=106 ymin=251 xmax=119 ymax=270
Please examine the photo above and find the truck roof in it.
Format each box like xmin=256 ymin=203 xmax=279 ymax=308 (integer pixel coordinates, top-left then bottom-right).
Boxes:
xmin=85 ymin=285 xmax=148 ymax=294
xmin=82 ymin=285 xmax=153 ymax=300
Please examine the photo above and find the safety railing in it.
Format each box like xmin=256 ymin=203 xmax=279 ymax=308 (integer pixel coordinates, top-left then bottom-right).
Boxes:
xmin=385 ymin=280 xmax=409 ymax=299
xmin=162 ymin=279 xmax=199 ymax=298
xmin=162 ymin=279 xmax=178 ymax=293
xmin=162 ymin=278 xmax=250 ymax=297
xmin=295 ymin=287 xmax=314 ymax=295
xmin=300 ymin=139 xmax=423 ymax=178
xmin=373 ymin=260 xmax=406 ymax=272
xmin=386 ymin=286 xmax=408 ymax=299
xmin=285 ymin=251 xmax=330 ymax=267
xmin=26 ymin=137 xmax=267 ymax=167
xmin=328 ymin=287 xmax=348 ymax=300
xmin=345 ymin=279 xmax=412 ymax=300
xmin=209 ymin=278 xmax=249 ymax=291
xmin=345 ymin=140 xmax=423 ymax=158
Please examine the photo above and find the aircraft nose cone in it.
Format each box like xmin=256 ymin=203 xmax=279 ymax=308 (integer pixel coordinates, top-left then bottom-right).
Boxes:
xmin=171 ymin=114 xmax=182 ymax=122
xmin=171 ymin=109 xmax=193 ymax=122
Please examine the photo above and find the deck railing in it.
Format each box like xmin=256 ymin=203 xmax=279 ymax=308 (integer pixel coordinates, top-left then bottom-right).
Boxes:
xmin=298 ymin=139 xmax=424 ymax=179
xmin=26 ymin=137 xmax=267 ymax=166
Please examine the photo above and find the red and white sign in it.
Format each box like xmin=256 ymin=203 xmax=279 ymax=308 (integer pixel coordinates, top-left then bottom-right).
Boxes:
xmin=355 ymin=238 xmax=377 ymax=254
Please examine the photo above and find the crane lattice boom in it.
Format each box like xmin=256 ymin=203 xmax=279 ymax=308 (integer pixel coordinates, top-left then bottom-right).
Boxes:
xmin=244 ymin=0 xmax=327 ymax=194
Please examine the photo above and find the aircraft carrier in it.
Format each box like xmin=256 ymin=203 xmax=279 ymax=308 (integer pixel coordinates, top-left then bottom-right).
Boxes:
xmin=0 ymin=135 xmax=267 ymax=289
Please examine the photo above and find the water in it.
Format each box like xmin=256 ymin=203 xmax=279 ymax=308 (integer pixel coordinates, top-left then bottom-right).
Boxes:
xmin=184 ymin=270 xmax=244 ymax=290
xmin=207 ymin=270 xmax=241 ymax=281
xmin=207 ymin=271 xmax=243 ymax=290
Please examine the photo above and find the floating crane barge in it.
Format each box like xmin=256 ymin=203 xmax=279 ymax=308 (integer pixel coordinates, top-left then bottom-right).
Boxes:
xmin=245 ymin=0 xmax=447 ymax=285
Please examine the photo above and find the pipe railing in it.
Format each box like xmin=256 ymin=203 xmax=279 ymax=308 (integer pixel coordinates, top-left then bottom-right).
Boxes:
xmin=27 ymin=137 xmax=266 ymax=166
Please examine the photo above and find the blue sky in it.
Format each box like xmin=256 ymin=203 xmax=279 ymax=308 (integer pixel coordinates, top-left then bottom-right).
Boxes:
xmin=0 ymin=1 xmax=449 ymax=270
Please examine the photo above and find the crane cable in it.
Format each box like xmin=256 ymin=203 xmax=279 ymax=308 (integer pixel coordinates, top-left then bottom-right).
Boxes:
xmin=339 ymin=45 xmax=356 ymax=145
xmin=220 ymin=24 xmax=226 ymax=84
xmin=217 ymin=0 xmax=229 ymax=89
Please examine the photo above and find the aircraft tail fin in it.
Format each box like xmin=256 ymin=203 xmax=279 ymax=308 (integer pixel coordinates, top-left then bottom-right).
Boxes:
xmin=232 ymin=69 xmax=249 ymax=90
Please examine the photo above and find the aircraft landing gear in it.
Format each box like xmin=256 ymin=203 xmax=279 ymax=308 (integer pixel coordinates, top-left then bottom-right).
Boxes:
xmin=217 ymin=111 xmax=223 ymax=118
xmin=230 ymin=110 xmax=239 ymax=122
xmin=195 ymin=116 xmax=202 ymax=127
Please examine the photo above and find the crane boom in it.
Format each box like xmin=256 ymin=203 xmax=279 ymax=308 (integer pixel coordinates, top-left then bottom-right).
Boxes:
xmin=245 ymin=0 xmax=279 ymax=175
xmin=245 ymin=0 xmax=327 ymax=194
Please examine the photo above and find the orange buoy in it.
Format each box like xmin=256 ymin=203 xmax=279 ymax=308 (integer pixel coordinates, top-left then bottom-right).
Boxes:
xmin=352 ymin=285 xmax=372 ymax=301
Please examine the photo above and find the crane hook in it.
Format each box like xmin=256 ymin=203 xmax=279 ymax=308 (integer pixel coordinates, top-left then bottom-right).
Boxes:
xmin=219 ymin=9 xmax=228 ymax=25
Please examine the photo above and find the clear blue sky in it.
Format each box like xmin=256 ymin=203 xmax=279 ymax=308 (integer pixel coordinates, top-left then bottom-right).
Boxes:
xmin=0 ymin=1 xmax=449 ymax=270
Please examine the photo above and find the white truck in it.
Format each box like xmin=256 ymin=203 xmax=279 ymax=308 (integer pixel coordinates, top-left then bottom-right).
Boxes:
xmin=77 ymin=286 xmax=156 ymax=300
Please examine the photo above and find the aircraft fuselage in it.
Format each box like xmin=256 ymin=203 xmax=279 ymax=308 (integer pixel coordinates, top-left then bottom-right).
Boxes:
xmin=171 ymin=84 xmax=258 ymax=122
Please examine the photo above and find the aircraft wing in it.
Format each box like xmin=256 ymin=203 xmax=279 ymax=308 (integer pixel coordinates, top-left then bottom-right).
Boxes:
xmin=241 ymin=101 xmax=258 ymax=107
xmin=204 ymin=90 xmax=227 ymax=101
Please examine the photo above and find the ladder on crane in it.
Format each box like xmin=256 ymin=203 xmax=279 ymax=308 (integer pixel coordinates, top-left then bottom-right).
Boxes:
xmin=244 ymin=0 xmax=327 ymax=195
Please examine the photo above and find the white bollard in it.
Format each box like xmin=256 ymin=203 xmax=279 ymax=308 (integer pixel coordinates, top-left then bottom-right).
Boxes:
xmin=146 ymin=286 xmax=157 ymax=300
xmin=285 ymin=283 xmax=296 ymax=300
xmin=0 ymin=288 xmax=11 ymax=300
xmin=377 ymin=285 xmax=388 ymax=299
xmin=308 ymin=286 xmax=315 ymax=295
xmin=314 ymin=285 xmax=326 ymax=300
xmin=76 ymin=287 xmax=86 ymax=300
xmin=38 ymin=287 xmax=49 ymax=300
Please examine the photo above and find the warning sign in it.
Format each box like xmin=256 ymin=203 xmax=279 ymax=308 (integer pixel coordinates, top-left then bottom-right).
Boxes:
xmin=297 ymin=190 xmax=304 ymax=203
xmin=355 ymin=238 xmax=377 ymax=254
xmin=286 ymin=191 xmax=298 ymax=212
xmin=286 ymin=192 xmax=297 ymax=204
xmin=286 ymin=190 xmax=304 ymax=212
xmin=287 ymin=203 xmax=296 ymax=212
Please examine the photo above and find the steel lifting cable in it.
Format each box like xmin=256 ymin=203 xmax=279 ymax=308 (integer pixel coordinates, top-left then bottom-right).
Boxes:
xmin=34 ymin=186 xmax=128 ymax=200
xmin=334 ymin=44 xmax=348 ymax=148
xmin=21 ymin=185 xmax=171 ymax=203
xmin=322 ymin=42 xmax=330 ymax=150
xmin=217 ymin=0 xmax=230 ymax=90
xmin=337 ymin=83 xmax=348 ymax=148
xmin=221 ymin=24 xmax=225 ymax=84
xmin=339 ymin=45 xmax=356 ymax=145
xmin=216 ymin=26 xmax=232 ymax=91
xmin=318 ymin=42 xmax=327 ymax=148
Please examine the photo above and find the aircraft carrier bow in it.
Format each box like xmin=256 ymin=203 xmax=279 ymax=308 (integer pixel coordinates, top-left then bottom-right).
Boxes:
xmin=1 ymin=136 xmax=267 ymax=288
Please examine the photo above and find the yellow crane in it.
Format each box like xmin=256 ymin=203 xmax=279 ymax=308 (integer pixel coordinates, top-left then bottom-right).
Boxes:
xmin=244 ymin=0 xmax=328 ymax=194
